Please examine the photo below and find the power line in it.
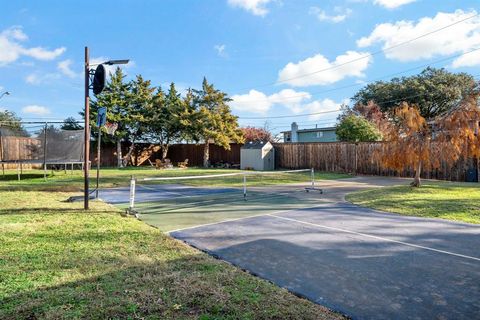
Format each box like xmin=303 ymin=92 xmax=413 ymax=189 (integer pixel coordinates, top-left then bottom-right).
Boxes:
xmin=236 ymin=12 xmax=479 ymax=90
xmin=235 ymin=48 xmax=480 ymax=105
xmin=239 ymin=75 xmax=480 ymax=120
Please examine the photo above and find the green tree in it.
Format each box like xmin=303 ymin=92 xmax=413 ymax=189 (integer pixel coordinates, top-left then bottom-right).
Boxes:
xmin=88 ymin=67 xmax=133 ymax=167
xmin=0 ymin=110 xmax=25 ymax=135
xmin=145 ymin=83 xmax=186 ymax=159
xmin=126 ymin=75 xmax=156 ymax=165
xmin=336 ymin=114 xmax=382 ymax=142
xmin=352 ymin=67 xmax=478 ymax=119
xmin=191 ymin=78 xmax=244 ymax=167
xmin=61 ymin=117 xmax=83 ymax=130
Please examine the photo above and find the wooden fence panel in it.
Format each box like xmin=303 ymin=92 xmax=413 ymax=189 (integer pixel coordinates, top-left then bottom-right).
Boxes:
xmin=3 ymin=135 xmax=476 ymax=182
xmin=274 ymin=142 xmax=476 ymax=182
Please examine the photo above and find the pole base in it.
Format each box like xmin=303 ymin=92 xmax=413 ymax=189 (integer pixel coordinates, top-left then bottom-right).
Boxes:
xmin=305 ymin=187 xmax=323 ymax=194
xmin=66 ymin=195 xmax=97 ymax=202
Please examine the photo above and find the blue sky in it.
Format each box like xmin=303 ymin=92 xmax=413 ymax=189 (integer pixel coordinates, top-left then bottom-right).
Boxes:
xmin=0 ymin=0 xmax=479 ymax=134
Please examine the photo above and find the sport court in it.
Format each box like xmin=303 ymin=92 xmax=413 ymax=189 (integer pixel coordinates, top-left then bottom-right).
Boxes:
xmin=100 ymin=174 xmax=480 ymax=319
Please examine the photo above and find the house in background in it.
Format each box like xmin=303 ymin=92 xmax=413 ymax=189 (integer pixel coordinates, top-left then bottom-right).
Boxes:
xmin=282 ymin=122 xmax=338 ymax=143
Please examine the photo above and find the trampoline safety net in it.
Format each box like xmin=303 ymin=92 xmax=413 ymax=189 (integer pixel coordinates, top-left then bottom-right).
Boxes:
xmin=0 ymin=124 xmax=84 ymax=163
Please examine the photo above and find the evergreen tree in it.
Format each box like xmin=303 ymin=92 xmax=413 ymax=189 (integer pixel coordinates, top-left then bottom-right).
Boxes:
xmin=88 ymin=67 xmax=132 ymax=167
xmin=145 ymin=83 xmax=186 ymax=159
xmin=0 ymin=110 xmax=26 ymax=135
xmin=61 ymin=117 xmax=83 ymax=130
xmin=191 ymin=78 xmax=244 ymax=167
xmin=127 ymin=75 xmax=155 ymax=165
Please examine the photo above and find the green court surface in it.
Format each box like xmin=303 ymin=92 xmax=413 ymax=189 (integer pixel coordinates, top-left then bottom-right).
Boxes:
xmin=118 ymin=188 xmax=325 ymax=232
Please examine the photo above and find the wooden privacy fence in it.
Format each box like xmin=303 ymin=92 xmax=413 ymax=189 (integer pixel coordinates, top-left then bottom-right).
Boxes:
xmin=0 ymin=136 xmax=41 ymax=169
xmin=274 ymin=142 xmax=478 ymax=182
xmin=93 ymin=143 xmax=242 ymax=167
xmin=4 ymin=136 xmax=476 ymax=182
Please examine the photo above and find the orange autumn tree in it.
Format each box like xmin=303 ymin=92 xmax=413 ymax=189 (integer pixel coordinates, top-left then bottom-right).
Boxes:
xmin=378 ymin=95 xmax=480 ymax=187
xmin=435 ymin=95 xmax=480 ymax=173
xmin=379 ymin=102 xmax=431 ymax=187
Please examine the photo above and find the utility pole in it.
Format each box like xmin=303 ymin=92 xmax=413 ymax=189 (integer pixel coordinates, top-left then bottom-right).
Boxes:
xmin=84 ymin=47 xmax=90 ymax=210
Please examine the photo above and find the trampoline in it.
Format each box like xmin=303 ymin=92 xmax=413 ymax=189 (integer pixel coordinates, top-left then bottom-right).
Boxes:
xmin=0 ymin=123 xmax=85 ymax=180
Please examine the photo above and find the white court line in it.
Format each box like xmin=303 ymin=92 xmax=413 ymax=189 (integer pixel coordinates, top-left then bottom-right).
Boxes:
xmin=268 ymin=214 xmax=480 ymax=262
xmin=166 ymin=204 xmax=326 ymax=234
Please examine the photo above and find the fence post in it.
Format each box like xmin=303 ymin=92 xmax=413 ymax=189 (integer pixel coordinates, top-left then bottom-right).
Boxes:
xmin=355 ymin=143 xmax=358 ymax=175
xmin=129 ymin=175 xmax=136 ymax=213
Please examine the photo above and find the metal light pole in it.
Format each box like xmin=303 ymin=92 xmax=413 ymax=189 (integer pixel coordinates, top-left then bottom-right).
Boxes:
xmin=84 ymin=47 xmax=90 ymax=210
xmin=83 ymin=47 xmax=129 ymax=210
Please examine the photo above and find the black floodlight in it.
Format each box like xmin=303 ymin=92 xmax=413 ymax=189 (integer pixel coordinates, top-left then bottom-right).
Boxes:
xmin=0 ymin=91 xmax=10 ymax=99
xmin=104 ymin=59 xmax=129 ymax=65
xmin=92 ymin=64 xmax=106 ymax=95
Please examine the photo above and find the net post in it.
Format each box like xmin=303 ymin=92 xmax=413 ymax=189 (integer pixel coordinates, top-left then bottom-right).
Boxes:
xmin=128 ymin=175 xmax=136 ymax=213
xmin=243 ymin=174 xmax=247 ymax=201
xmin=43 ymin=122 xmax=47 ymax=181
xmin=311 ymin=167 xmax=315 ymax=189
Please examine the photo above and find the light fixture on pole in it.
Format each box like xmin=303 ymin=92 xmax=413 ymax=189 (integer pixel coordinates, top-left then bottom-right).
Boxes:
xmin=0 ymin=91 xmax=10 ymax=99
xmin=84 ymin=47 xmax=129 ymax=210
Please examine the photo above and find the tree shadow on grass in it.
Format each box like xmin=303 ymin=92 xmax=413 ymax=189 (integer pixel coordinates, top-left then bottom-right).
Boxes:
xmin=0 ymin=244 xmax=341 ymax=320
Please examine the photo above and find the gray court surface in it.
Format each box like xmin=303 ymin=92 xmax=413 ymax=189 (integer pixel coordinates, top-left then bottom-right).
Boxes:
xmin=170 ymin=178 xmax=480 ymax=320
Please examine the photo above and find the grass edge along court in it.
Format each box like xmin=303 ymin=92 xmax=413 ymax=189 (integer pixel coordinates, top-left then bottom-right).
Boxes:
xmin=346 ymin=181 xmax=480 ymax=224
xmin=0 ymin=169 xmax=347 ymax=319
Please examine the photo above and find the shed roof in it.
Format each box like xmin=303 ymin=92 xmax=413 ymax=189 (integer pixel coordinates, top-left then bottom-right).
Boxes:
xmin=241 ymin=141 xmax=272 ymax=149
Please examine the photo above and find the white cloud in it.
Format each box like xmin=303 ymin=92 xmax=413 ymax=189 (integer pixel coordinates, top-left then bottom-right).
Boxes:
xmin=451 ymin=49 xmax=480 ymax=68
xmin=25 ymin=74 xmax=38 ymax=84
xmin=22 ymin=105 xmax=51 ymax=115
xmin=57 ymin=59 xmax=77 ymax=78
xmin=214 ymin=44 xmax=227 ymax=58
xmin=25 ymin=72 xmax=61 ymax=85
xmin=309 ymin=7 xmax=352 ymax=23
xmin=300 ymin=98 xmax=349 ymax=121
xmin=230 ymin=88 xmax=347 ymax=121
xmin=23 ymin=46 xmax=66 ymax=61
xmin=231 ymin=89 xmax=310 ymax=114
xmin=277 ymin=51 xmax=371 ymax=87
xmin=231 ymin=90 xmax=272 ymax=114
xmin=357 ymin=9 xmax=480 ymax=67
xmin=373 ymin=0 xmax=416 ymax=9
xmin=227 ymin=0 xmax=273 ymax=17
xmin=0 ymin=26 xmax=65 ymax=66
xmin=268 ymin=89 xmax=311 ymax=113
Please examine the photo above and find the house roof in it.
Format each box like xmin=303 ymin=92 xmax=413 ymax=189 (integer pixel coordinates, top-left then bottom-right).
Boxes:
xmin=281 ymin=126 xmax=337 ymax=134
xmin=241 ymin=141 xmax=272 ymax=149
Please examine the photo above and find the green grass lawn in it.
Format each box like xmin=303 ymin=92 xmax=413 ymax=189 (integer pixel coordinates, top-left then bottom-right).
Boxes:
xmin=346 ymin=182 xmax=480 ymax=224
xmin=0 ymin=168 xmax=345 ymax=319
xmin=0 ymin=167 xmax=349 ymax=191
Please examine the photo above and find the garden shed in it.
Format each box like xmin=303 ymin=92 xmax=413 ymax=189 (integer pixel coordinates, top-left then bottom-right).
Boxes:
xmin=240 ymin=141 xmax=275 ymax=171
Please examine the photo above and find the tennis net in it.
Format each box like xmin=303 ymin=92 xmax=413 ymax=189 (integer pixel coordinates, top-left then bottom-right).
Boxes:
xmin=115 ymin=169 xmax=323 ymax=232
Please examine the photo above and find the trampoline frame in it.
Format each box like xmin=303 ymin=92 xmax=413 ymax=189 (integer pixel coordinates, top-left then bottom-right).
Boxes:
xmin=1 ymin=160 xmax=89 ymax=181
